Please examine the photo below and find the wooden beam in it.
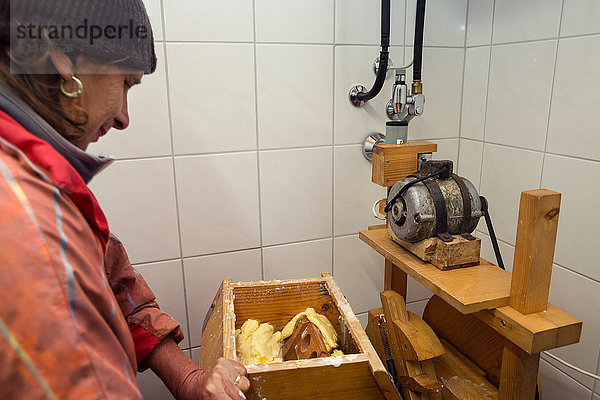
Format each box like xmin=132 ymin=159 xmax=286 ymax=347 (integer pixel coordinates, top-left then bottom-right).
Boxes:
xmin=384 ymin=259 xmax=407 ymax=299
xmin=510 ymin=189 xmax=561 ymax=314
xmin=372 ymin=142 xmax=437 ymax=187
xmin=499 ymin=342 xmax=540 ymax=400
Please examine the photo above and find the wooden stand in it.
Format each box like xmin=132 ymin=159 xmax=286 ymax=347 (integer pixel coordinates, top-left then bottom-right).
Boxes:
xmin=362 ymin=183 xmax=582 ymax=399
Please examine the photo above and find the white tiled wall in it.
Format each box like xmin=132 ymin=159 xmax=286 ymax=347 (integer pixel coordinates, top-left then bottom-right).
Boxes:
xmin=89 ymin=0 xmax=598 ymax=398
xmin=461 ymin=1 xmax=600 ymax=398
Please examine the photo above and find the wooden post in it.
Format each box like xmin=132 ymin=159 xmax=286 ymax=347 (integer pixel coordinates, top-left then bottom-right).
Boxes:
xmin=500 ymin=189 xmax=561 ymax=400
xmin=509 ymin=189 xmax=561 ymax=314
xmin=384 ymin=260 xmax=407 ymax=299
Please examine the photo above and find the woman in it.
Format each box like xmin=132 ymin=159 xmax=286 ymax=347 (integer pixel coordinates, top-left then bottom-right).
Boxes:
xmin=0 ymin=1 xmax=248 ymax=399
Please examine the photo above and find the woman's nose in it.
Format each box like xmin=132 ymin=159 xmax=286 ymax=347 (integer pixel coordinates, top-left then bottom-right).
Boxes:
xmin=113 ymin=94 xmax=130 ymax=130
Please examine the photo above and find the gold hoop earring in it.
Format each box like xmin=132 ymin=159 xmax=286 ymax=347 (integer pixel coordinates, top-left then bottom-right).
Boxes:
xmin=60 ymin=76 xmax=83 ymax=99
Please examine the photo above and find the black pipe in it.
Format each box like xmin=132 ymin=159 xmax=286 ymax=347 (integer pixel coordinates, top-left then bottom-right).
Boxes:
xmin=413 ymin=0 xmax=426 ymax=82
xmin=356 ymin=0 xmax=390 ymax=102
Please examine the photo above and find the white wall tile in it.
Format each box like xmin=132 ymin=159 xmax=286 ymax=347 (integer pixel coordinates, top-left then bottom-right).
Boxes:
xmin=479 ymin=144 xmax=543 ymax=245
xmin=136 ymin=369 xmax=174 ymax=400
xmin=88 ymin=46 xmax=171 ymax=159
xmin=356 ymin=312 xmax=369 ymax=330
xmin=541 ymin=155 xmax=600 ymax=282
xmin=255 ymin=0 xmax=334 ymax=44
xmin=492 ymin=0 xmax=562 ymax=44
xmin=256 ymin=45 xmax=333 ymax=149
xmin=547 ymin=36 xmax=600 ymax=162
xmin=561 ymin=0 xmax=600 ymax=37
xmin=260 ymin=147 xmax=333 ymax=245
xmin=167 ymin=43 xmax=257 ymax=155
xmin=175 ymin=153 xmax=260 ymax=257
xmin=466 ymin=0 xmax=493 ymax=47
xmin=184 ymin=249 xmax=262 ymax=347
xmin=405 ymin=47 xmax=465 ymax=141
xmin=334 ymin=45 xmax=402 ymax=145
xmin=262 ymin=238 xmax=333 ymax=280
xmin=406 ymin=0 xmax=467 ymax=47
xmin=485 ymin=41 xmax=556 ymax=151
xmin=335 ymin=0 xmax=405 ymax=46
xmin=90 ymin=158 xmax=180 ymax=264
xmin=461 ymin=46 xmax=490 ymax=141
xmin=457 ymin=139 xmax=483 ymax=191
xmin=164 ymin=0 xmax=253 ymax=42
xmin=334 ymin=145 xmax=386 ymax=236
xmin=135 ymin=260 xmax=189 ymax=348
xmin=142 ymin=0 xmax=163 ymax=41
xmin=406 ymin=277 xmax=433 ymax=303
xmin=545 ymin=265 xmax=600 ymax=389
xmin=333 ymin=235 xmax=384 ymax=314
xmin=539 ymin=360 xmax=593 ymax=400
xmin=477 ymin=231 xmax=515 ymax=272
xmin=406 ymin=299 xmax=429 ymax=317
xmin=430 ymin=139 xmax=459 ymax=164
xmin=191 ymin=347 xmax=201 ymax=366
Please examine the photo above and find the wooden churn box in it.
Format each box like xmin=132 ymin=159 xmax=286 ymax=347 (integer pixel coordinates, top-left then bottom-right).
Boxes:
xmin=199 ymin=275 xmax=401 ymax=399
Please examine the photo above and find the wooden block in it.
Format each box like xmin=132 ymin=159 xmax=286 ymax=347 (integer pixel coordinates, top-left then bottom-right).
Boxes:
xmin=476 ymin=304 xmax=582 ymax=354
xmin=372 ymin=142 xmax=438 ymax=187
xmin=390 ymin=228 xmax=481 ymax=270
xmin=499 ymin=342 xmax=540 ymax=400
xmin=393 ymin=312 xmax=446 ymax=362
xmin=361 ymin=229 xmax=512 ymax=314
xmin=510 ymin=189 xmax=561 ymax=314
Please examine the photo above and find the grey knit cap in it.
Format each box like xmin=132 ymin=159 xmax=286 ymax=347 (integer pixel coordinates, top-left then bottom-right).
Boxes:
xmin=1 ymin=0 xmax=156 ymax=74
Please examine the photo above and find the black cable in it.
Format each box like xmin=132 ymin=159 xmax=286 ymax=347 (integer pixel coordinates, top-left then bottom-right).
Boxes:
xmin=413 ymin=0 xmax=426 ymax=82
xmin=384 ymin=165 xmax=448 ymax=213
xmin=356 ymin=0 xmax=390 ymax=102
xmin=479 ymin=196 xmax=505 ymax=270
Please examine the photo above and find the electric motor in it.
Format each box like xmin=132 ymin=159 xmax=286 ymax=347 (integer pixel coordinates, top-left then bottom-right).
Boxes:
xmin=387 ymin=160 xmax=482 ymax=243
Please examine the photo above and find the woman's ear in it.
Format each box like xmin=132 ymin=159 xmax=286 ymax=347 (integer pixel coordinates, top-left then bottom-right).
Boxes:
xmin=48 ymin=52 xmax=74 ymax=81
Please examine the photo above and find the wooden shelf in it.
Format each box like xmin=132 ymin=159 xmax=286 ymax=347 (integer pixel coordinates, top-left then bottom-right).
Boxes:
xmin=360 ymin=228 xmax=512 ymax=314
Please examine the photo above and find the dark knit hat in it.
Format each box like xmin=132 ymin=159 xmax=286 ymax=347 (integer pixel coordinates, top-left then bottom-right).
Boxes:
xmin=0 ymin=0 xmax=156 ymax=74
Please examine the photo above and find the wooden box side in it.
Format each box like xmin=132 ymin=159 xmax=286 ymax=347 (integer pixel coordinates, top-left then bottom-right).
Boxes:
xmin=199 ymin=279 xmax=235 ymax=370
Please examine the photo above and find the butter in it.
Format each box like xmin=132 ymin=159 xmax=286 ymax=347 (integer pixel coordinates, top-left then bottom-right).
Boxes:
xmin=281 ymin=307 xmax=339 ymax=353
xmin=236 ymin=307 xmax=343 ymax=364
xmin=236 ymin=319 xmax=283 ymax=364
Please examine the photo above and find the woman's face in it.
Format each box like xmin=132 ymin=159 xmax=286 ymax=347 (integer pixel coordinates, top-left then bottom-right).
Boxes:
xmin=63 ymin=56 xmax=143 ymax=150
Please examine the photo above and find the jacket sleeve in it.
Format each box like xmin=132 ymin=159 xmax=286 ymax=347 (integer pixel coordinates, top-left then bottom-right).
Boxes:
xmin=104 ymin=234 xmax=184 ymax=370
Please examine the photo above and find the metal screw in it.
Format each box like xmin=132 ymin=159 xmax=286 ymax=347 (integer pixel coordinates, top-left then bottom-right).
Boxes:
xmin=321 ymin=304 xmax=330 ymax=312
xmin=386 ymin=179 xmax=390 ymax=183
xmin=386 ymin=160 xmax=390 ymax=164
xmin=500 ymin=320 xmax=506 ymax=327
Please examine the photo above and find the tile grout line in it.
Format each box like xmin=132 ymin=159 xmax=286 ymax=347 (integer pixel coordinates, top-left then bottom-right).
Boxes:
xmin=540 ymin=357 xmax=596 ymax=394
xmin=458 ymin=137 xmax=600 ymax=164
xmin=331 ymin=0 xmax=336 ymax=277
xmin=464 ymin=30 xmax=600 ymax=50
xmin=251 ymin=0 xmax=265 ymax=281
xmin=156 ymin=0 xmax=192 ymax=349
xmin=455 ymin=0 xmax=470 ymax=172
xmin=592 ymin=348 xmax=600 ymax=397
xmin=539 ymin=0 xmax=565 ymax=189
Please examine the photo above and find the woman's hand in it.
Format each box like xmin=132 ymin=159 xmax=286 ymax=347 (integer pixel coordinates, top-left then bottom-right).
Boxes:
xmin=145 ymin=337 xmax=250 ymax=400
xmin=182 ymin=358 xmax=250 ymax=400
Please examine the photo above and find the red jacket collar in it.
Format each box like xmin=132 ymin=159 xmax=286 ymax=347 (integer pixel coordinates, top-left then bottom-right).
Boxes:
xmin=0 ymin=109 xmax=110 ymax=253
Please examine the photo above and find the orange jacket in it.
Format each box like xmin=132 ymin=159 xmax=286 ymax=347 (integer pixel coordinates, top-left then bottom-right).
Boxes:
xmin=0 ymin=108 xmax=183 ymax=399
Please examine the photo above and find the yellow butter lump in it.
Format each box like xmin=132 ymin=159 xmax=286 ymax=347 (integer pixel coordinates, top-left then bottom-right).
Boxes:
xmin=236 ymin=319 xmax=283 ymax=364
xmin=281 ymin=307 xmax=339 ymax=352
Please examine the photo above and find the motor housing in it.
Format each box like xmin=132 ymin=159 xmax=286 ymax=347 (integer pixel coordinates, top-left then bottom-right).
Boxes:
xmin=387 ymin=161 xmax=482 ymax=243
